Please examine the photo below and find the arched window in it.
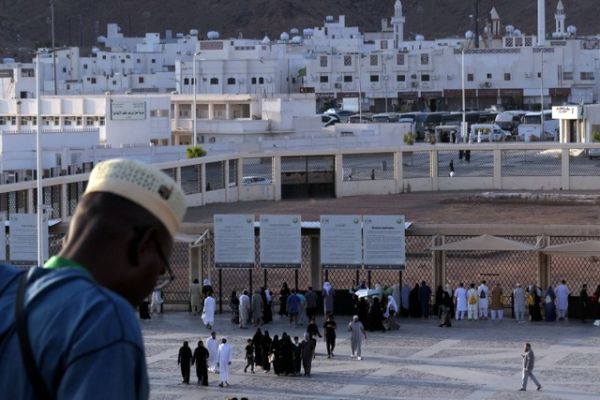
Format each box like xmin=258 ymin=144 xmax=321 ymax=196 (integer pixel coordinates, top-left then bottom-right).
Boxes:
xmin=210 ymin=78 xmax=219 ymax=85
xmin=183 ymin=78 xmax=189 ymax=85
xmin=258 ymin=77 xmax=264 ymax=84
xmin=227 ymin=77 xmax=236 ymax=85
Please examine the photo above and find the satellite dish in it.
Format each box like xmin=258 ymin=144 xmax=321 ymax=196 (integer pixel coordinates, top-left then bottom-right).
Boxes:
xmin=207 ymin=31 xmax=220 ymax=40
xmin=279 ymin=32 xmax=290 ymax=41
xmin=290 ymin=28 xmax=299 ymax=35
xmin=513 ymin=29 xmax=522 ymax=37
xmin=567 ymin=25 xmax=577 ymax=35
xmin=97 ymin=36 xmax=107 ymax=44
xmin=303 ymin=28 xmax=314 ymax=37
xmin=189 ymin=29 xmax=199 ymax=36
xmin=325 ymin=16 xmax=334 ymax=22
xmin=291 ymin=36 xmax=302 ymax=44
xmin=261 ymin=36 xmax=271 ymax=45
xmin=505 ymin=25 xmax=515 ymax=35
xmin=465 ymin=31 xmax=474 ymax=39
xmin=415 ymin=34 xmax=425 ymax=41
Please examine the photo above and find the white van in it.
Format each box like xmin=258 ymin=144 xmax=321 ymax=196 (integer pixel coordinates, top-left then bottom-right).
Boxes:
xmin=469 ymin=124 xmax=510 ymax=143
xmin=517 ymin=111 xmax=559 ymax=142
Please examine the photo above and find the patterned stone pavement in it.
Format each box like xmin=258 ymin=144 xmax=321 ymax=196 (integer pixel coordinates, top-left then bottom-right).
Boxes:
xmin=144 ymin=313 xmax=600 ymax=400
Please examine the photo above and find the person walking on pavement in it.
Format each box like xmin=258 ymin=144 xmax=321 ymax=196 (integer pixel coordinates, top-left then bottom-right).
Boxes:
xmin=192 ymin=340 xmax=209 ymax=386
xmin=177 ymin=341 xmax=193 ymax=384
xmin=520 ymin=343 xmax=542 ymax=392
xmin=348 ymin=315 xmax=367 ymax=360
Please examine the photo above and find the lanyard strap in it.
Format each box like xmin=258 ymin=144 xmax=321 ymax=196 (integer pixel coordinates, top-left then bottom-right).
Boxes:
xmin=15 ymin=268 xmax=54 ymax=400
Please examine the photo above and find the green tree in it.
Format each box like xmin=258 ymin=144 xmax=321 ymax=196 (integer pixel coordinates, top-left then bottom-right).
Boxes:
xmin=186 ymin=146 xmax=207 ymax=158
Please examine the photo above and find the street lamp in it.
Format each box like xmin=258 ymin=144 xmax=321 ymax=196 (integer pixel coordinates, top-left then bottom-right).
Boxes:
xmin=192 ymin=51 xmax=201 ymax=147
xmin=461 ymin=48 xmax=467 ymax=143
xmin=539 ymin=46 xmax=545 ymax=136
xmin=35 ymin=51 xmax=44 ymax=265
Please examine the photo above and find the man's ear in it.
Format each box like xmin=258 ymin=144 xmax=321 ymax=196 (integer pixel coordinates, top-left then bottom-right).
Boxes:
xmin=128 ymin=228 xmax=154 ymax=267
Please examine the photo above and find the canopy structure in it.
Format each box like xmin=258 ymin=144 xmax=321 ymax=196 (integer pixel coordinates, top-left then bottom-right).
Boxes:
xmin=429 ymin=234 xmax=538 ymax=252
xmin=540 ymin=240 xmax=600 ymax=257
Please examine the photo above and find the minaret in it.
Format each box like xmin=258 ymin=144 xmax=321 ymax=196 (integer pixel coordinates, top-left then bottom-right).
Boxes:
xmin=537 ymin=0 xmax=546 ymax=45
xmin=391 ymin=0 xmax=405 ymax=49
xmin=555 ymin=0 xmax=566 ymax=37
xmin=490 ymin=6 xmax=501 ymax=37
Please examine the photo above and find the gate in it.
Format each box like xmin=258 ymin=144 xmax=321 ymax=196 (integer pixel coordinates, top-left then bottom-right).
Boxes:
xmin=281 ymin=156 xmax=335 ymax=199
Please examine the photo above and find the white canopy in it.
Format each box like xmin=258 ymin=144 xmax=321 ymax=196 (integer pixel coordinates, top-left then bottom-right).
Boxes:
xmin=540 ymin=240 xmax=600 ymax=257
xmin=430 ymin=234 xmax=538 ymax=252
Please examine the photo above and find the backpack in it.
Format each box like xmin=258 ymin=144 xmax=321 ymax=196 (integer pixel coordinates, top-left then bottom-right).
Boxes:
xmin=479 ymin=290 xmax=486 ymax=299
xmin=468 ymin=293 xmax=478 ymax=305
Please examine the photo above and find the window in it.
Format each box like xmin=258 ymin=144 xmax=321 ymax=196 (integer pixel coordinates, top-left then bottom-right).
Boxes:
xmin=467 ymin=73 xmax=474 ymax=82
xmin=370 ymin=55 xmax=378 ymax=66
xmin=251 ymin=77 xmax=257 ymax=84
xmin=210 ymin=78 xmax=219 ymax=85
xmin=91 ymin=77 xmax=96 ymax=84
xmin=151 ymin=59 xmax=156 ymax=64
xmin=121 ymin=59 xmax=125 ymax=64
xmin=537 ymin=72 xmax=542 ymax=78
xmin=396 ymin=54 xmax=405 ymax=65
xmin=136 ymin=59 xmax=141 ymax=63
xmin=62 ymin=67 xmax=67 ymax=73
xmin=83 ymin=64 xmax=88 ymax=69
xmin=380 ymin=40 xmax=388 ymax=50
xmin=343 ymin=75 xmax=352 ymax=82
xmin=581 ymin=72 xmax=595 ymax=80
xmin=102 ymin=55 xmax=106 ymax=60
xmin=99 ymin=117 xmax=105 ymax=126
xmin=183 ymin=77 xmax=189 ymax=85
xmin=112 ymin=80 xmax=117 ymax=85
xmin=258 ymin=77 xmax=264 ymax=84
xmin=420 ymin=54 xmax=429 ymax=65
xmin=21 ymin=68 xmax=34 ymax=77
xmin=421 ymin=74 xmax=430 ymax=82
xmin=319 ymin=75 xmax=329 ymax=83
xmin=86 ymin=117 xmax=94 ymax=126
xmin=0 ymin=117 xmax=5 ymax=125
xmin=397 ymin=74 xmax=405 ymax=82
xmin=370 ymin=75 xmax=379 ymax=82
xmin=344 ymin=55 xmax=352 ymax=66
xmin=227 ymin=77 xmax=236 ymax=85
xmin=138 ymin=77 xmax=144 ymax=84
xmin=504 ymin=73 xmax=511 ymax=81
xmin=320 ymin=55 xmax=328 ymax=67
xmin=486 ymin=73 xmax=492 ymax=79
xmin=562 ymin=72 xmax=573 ymax=80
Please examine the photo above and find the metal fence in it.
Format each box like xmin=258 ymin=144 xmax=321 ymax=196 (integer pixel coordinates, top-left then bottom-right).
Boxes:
xmin=343 ymin=153 xmax=394 ymax=181
xmin=437 ymin=150 xmax=493 ymax=177
xmin=502 ymin=149 xmax=561 ymax=176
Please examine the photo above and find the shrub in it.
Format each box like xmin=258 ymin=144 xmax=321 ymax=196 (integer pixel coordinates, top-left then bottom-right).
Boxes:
xmin=186 ymin=146 xmax=207 ymax=158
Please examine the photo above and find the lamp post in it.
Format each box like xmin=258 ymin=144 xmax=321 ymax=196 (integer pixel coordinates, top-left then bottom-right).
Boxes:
xmin=461 ymin=49 xmax=467 ymax=143
xmin=50 ymin=0 xmax=57 ymax=95
xmin=357 ymin=53 xmax=363 ymax=123
xmin=35 ymin=52 xmax=44 ymax=265
xmin=192 ymin=51 xmax=201 ymax=147
xmin=540 ymin=46 xmax=545 ymax=135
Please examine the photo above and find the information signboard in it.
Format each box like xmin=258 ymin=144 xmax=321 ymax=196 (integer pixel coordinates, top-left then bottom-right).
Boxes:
xmin=214 ymin=214 xmax=255 ymax=268
xmin=10 ymin=213 xmax=48 ymax=262
xmin=363 ymin=215 xmax=405 ymax=270
xmin=320 ymin=215 xmax=362 ymax=269
xmin=259 ymin=215 xmax=302 ymax=268
xmin=111 ymin=101 xmax=146 ymax=120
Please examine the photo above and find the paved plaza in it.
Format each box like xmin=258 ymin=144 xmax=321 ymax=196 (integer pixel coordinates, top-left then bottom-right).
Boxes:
xmin=144 ymin=312 xmax=600 ymax=400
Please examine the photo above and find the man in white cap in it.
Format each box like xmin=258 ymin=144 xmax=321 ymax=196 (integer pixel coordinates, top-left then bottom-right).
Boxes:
xmin=217 ymin=338 xmax=233 ymax=387
xmin=513 ymin=283 xmax=526 ymax=322
xmin=0 ymin=158 xmax=186 ymax=399
xmin=348 ymin=315 xmax=367 ymax=360
xmin=206 ymin=331 xmax=219 ymax=373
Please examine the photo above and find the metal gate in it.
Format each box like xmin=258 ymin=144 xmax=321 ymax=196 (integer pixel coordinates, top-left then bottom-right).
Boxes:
xmin=281 ymin=156 xmax=335 ymax=199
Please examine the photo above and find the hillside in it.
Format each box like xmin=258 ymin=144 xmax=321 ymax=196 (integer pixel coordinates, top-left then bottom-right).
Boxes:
xmin=0 ymin=0 xmax=596 ymax=59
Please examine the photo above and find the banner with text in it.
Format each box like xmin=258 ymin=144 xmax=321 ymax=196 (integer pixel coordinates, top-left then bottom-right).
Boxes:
xmin=260 ymin=215 xmax=302 ymax=268
xmin=363 ymin=215 xmax=405 ymax=270
xmin=10 ymin=213 xmax=48 ymax=262
xmin=320 ymin=215 xmax=362 ymax=269
xmin=214 ymin=214 xmax=255 ymax=268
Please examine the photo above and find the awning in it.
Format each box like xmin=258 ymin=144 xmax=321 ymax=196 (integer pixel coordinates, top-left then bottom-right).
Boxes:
xmin=430 ymin=234 xmax=538 ymax=251
xmin=540 ymin=240 xmax=600 ymax=257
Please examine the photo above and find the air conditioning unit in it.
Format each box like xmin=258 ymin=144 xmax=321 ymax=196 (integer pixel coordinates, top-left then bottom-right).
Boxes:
xmin=421 ymin=82 xmax=431 ymax=89
xmin=411 ymin=81 xmax=419 ymax=88
xmin=344 ymin=83 xmax=353 ymax=90
xmin=447 ymin=74 xmax=454 ymax=80
xmin=432 ymin=75 xmax=440 ymax=80
xmin=334 ymin=83 xmax=341 ymax=89
xmin=479 ymin=81 xmax=492 ymax=88
xmin=397 ymin=83 xmax=407 ymax=89
xmin=525 ymin=73 xmax=532 ymax=78
xmin=320 ymin=83 xmax=329 ymax=90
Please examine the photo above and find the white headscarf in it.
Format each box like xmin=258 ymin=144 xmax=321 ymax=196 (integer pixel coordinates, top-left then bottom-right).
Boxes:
xmin=323 ymin=281 xmax=332 ymax=295
xmin=203 ymin=278 xmax=211 ymax=286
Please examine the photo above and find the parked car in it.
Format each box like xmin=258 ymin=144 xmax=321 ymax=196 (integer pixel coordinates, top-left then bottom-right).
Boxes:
xmin=517 ymin=111 xmax=559 ymax=142
xmin=321 ymin=114 xmax=340 ymax=127
xmin=495 ymin=111 xmax=526 ymax=136
xmin=242 ymin=176 xmax=272 ymax=185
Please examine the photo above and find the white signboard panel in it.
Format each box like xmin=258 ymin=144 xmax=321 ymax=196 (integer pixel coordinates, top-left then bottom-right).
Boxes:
xmin=363 ymin=215 xmax=405 ymax=270
xmin=260 ymin=215 xmax=302 ymax=268
xmin=552 ymin=106 xmax=581 ymax=120
xmin=0 ymin=214 xmax=5 ymax=262
xmin=320 ymin=215 xmax=362 ymax=269
xmin=111 ymin=101 xmax=146 ymax=120
xmin=214 ymin=214 xmax=255 ymax=268
xmin=10 ymin=213 xmax=48 ymax=262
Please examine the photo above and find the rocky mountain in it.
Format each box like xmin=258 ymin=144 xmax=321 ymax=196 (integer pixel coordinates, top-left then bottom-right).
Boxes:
xmin=0 ymin=0 xmax=595 ymax=59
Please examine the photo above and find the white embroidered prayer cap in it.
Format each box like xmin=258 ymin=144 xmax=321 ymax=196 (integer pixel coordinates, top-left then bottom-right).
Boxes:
xmin=84 ymin=158 xmax=186 ymax=237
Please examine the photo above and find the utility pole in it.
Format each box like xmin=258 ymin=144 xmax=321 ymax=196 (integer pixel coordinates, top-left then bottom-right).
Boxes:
xmin=50 ymin=0 xmax=57 ymax=95
xmin=473 ymin=0 xmax=480 ymax=48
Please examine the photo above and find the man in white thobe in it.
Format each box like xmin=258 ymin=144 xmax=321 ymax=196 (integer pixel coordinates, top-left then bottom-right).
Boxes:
xmin=150 ymin=289 xmax=163 ymax=314
xmin=466 ymin=284 xmax=479 ymax=320
xmin=477 ymin=280 xmax=489 ymax=320
xmin=206 ymin=332 xmax=219 ymax=373
xmin=513 ymin=283 xmax=526 ymax=322
xmin=454 ymin=283 xmax=467 ymax=320
xmin=202 ymin=293 xmax=216 ymax=329
xmin=238 ymin=290 xmax=250 ymax=329
xmin=217 ymin=338 xmax=233 ymax=387
xmin=555 ymin=280 xmax=570 ymax=320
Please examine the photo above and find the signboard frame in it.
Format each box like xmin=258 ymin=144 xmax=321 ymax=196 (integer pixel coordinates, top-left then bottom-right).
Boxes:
xmin=259 ymin=215 xmax=302 ymax=268
xmin=213 ymin=214 xmax=255 ymax=269
xmin=320 ymin=215 xmax=363 ymax=269
xmin=110 ymin=101 xmax=147 ymax=121
xmin=362 ymin=215 xmax=406 ymax=270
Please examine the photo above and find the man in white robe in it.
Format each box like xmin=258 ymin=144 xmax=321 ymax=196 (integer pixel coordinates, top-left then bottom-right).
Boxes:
xmin=238 ymin=290 xmax=250 ymax=328
xmin=477 ymin=280 xmax=489 ymax=320
xmin=555 ymin=280 xmax=570 ymax=320
xmin=513 ymin=283 xmax=526 ymax=322
xmin=217 ymin=338 xmax=233 ymax=387
xmin=150 ymin=289 xmax=163 ymax=314
xmin=466 ymin=283 xmax=478 ymax=320
xmin=202 ymin=293 xmax=216 ymax=329
xmin=189 ymin=279 xmax=201 ymax=315
xmin=454 ymin=283 xmax=467 ymax=320
xmin=206 ymin=332 xmax=219 ymax=373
